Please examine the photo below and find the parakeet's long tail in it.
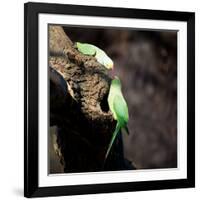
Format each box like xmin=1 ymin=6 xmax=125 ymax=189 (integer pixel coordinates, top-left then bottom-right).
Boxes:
xmin=105 ymin=122 xmax=121 ymax=159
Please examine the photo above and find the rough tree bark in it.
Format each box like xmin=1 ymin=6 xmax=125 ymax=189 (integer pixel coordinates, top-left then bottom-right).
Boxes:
xmin=49 ymin=25 xmax=134 ymax=173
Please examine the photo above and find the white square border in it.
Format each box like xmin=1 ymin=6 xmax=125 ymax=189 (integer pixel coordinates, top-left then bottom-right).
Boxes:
xmin=39 ymin=14 xmax=187 ymax=187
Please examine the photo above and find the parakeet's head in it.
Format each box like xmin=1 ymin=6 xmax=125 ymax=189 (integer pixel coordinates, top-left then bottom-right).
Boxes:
xmin=112 ymin=76 xmax=121 ymax=88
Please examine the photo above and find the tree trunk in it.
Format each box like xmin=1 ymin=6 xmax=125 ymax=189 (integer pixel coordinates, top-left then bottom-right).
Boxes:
xmin=49 ymin=25 xmax=134 ymax=173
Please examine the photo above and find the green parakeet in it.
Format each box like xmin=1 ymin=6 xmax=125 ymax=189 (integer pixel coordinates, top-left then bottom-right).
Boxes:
xmin=106 ymin=76 xmax=129 ymax=159
xmin=76 ymin=42 xmax=114 ymax=69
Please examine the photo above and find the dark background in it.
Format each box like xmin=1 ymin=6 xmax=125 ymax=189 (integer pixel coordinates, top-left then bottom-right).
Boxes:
xmin=50 ymin=26 xmax=177 ymax=172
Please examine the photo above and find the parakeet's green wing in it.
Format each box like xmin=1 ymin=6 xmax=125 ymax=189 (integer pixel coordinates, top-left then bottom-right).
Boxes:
xmin=113 ymin=94 xmax=129 ymax=125
xmin=76 ymin=42 xmax=96 ymax=55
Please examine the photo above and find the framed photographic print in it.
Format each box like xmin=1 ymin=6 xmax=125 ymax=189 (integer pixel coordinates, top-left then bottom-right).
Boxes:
xmin=24 ymin=2 xmax=195 ymax=197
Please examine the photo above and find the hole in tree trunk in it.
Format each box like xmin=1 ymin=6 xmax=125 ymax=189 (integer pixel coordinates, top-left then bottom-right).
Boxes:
xmin=100 ymin=93 xmax=109 ymax=112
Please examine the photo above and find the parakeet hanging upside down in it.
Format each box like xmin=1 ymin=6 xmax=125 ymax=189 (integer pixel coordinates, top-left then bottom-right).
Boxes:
xmin=106 ymin=76 xmax=129 ymax=159
xmin=76 ymin=42 xmax=114 ymax=70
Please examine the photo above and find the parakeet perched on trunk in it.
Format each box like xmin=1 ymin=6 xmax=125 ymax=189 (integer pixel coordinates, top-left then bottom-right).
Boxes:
xmin=76 ymin=42 xmax=114 ymax=70
xmin=106 ymin=76 xmax=129 ymax=159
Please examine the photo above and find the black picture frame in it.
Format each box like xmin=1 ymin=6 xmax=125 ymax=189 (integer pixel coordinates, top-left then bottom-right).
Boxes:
xmin=24 ymin=2 xmax=195 ymax=198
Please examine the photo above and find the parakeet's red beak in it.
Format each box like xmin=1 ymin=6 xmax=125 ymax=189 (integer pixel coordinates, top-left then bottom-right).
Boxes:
xmin=111 ymin=66 xmax=115 ymax=78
